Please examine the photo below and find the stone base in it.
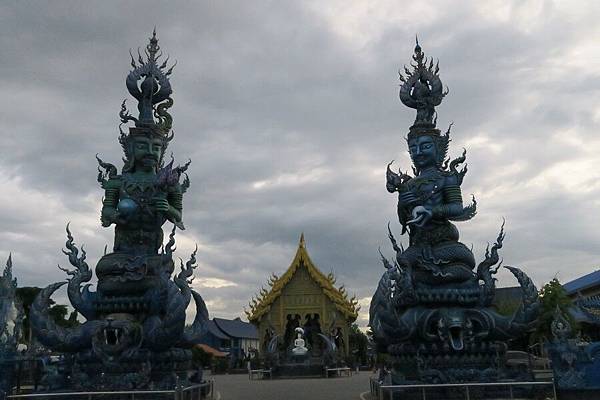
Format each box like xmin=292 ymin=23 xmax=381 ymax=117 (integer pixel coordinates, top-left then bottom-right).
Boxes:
xmin=37 ymin=348 xmax=194 ymax=391
xmin=273 ymin=363 xmax=325 ymax=378
xmin=388 ymin=340 xmax=512 ymax=384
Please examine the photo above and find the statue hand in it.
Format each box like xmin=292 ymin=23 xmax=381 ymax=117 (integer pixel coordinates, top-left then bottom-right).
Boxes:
xmin=113 ymin=211 xmax=126 ymax=224
xmin=153 ymin=197 xmax=170 ymax=213
xmin=102 ymin=210 xmax=124 ymax=226
xmin=399 ymin=191 xmax=418 ymax=205
xmin=407 ymin=206 xmax=432 ymax=227
xmin=111 ymin=211 xmax=131 ymax=225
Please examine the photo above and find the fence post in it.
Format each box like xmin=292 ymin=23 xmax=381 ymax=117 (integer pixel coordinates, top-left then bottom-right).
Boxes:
xmin=422 ymin=387 xmax=427 ymax=400
xmin=16 ymin=360 xmax=21 ymax=393
xmin=465 ymin=385 xmax=470 ymax=400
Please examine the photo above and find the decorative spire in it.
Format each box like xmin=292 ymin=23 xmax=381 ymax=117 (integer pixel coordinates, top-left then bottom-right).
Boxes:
xmin=550 ymin=305 xmax=572 ymax=340
xmin=3 ymin=253 xmax=12 ymax=280
xmin=147 ymin=27 xmax=160 ymax=63
xmin=413 ymin=35 xmax=424 ymax=69
xmin=398 ymin=37 xmax=448 ymax=129
xmin=299 ymin=232 xmax=306 ymax=248
xmin=121 ymin=29 xmax=176 ymax=132
xmin=3 ymin=253 xmax=16 ymax=288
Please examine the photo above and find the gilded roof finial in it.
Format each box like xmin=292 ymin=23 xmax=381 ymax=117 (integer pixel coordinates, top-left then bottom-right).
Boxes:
xmin=299 ymin=232 xmax=306 ymax=248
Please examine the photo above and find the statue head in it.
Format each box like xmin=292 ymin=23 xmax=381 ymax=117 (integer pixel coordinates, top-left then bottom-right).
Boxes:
xmin=132 ymin=135 xmax=163 ymax=171
xmin=406 ymin=126 xmax=450 ymax=172
xmin=119 ymin=128 xmax=171 ymax=173
xmin=408 ymin=134 xmax=437 ymax=170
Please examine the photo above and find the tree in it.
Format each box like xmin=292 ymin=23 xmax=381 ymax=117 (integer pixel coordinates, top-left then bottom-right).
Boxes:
xmin=48 ymin=305 xmax=80 ymax=328
xmin=532 ymin=278 xmax=577 ymax=344
xmin=16 ymin=286 xmax=80 ymax=345
xmin=16 ymin=286 xmax=42 ymax=345
xmin=348 ymin=323 xmax=368 ymax=366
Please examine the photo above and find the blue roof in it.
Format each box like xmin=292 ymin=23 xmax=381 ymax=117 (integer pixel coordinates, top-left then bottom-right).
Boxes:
xmin=206 ymin=320 xmax=230 ymax=340
xmin=563 ymin=270 xmax=600 ymax=295
xmin=213 ymin=317 xmax=258 ymax=339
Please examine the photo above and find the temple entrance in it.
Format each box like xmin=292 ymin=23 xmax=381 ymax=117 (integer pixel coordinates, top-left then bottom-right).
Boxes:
xmin=246 ymin=234 xmax=359 ymax=377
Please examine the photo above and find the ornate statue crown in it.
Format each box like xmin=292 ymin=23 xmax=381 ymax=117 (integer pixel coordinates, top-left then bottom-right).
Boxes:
xmin=119 ymin=29 xmax=175 ymax=137
xmin=396 ymin=38 xmax=458 ymax=169
xmin=117 ymin=29 xmax=176 ymax=170
xmin=399 ymin=37 xmax=448 ymax=136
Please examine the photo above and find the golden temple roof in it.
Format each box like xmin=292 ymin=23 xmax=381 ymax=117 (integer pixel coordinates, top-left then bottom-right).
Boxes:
xmin=246 ymin=234 xmax=359 ymax=323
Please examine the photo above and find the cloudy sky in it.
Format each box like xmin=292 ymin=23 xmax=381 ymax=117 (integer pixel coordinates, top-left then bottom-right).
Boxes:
xmin=1 ymin=1 xmax=600 ymax=328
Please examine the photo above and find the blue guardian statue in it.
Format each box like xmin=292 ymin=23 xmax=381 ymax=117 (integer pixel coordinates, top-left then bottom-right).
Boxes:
xmin=370 ymin=39 xmax=539 ymax=384
xmin=29 ymin=31 xmax=208 ymax=391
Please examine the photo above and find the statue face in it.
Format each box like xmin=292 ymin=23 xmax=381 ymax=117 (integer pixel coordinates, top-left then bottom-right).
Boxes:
xmin=408 ymin=135 xmax=437 ymax=169
xmin=132 ymin=136 xmax=163 ymax=171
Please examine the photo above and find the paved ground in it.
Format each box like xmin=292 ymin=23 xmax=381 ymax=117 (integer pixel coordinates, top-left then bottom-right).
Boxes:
xmin=210 ymin=372 xmax=373 ymax=400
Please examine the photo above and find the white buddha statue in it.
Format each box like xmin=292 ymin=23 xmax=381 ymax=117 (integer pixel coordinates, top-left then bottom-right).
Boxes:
xmin=292 ymin=327 xmax=308 ymax=357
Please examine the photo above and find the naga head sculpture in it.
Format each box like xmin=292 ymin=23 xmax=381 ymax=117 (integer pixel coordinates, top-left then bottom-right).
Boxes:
xmin=91 ymin=315 xmax=143 ymax=362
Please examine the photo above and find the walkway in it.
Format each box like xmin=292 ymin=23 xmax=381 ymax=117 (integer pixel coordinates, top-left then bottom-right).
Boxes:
xmin=211 ymin=372 xmax=372 ymax=400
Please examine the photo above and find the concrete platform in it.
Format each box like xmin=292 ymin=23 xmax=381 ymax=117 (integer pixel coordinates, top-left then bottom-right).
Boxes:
xmin=211 ymin=371 xmax=371 ymax=400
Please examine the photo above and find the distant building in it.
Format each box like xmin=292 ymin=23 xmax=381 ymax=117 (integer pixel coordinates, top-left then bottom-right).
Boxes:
xmin=494 ymin=273 xmax=600 ymax=341
xmin=492 ymin=286 xmax=522 ymax=306
xmin=563 ymin=270 xmax=600 ymax=298
xmin=246 ymin=234 xmax=359 ymax=356
xmin=562 ymin=270 xmax=600 ymax=339
xmin=199 ymin=317 xmax=259 ymax=361
xmin=201 ymin=320 xmax=231 ymax=354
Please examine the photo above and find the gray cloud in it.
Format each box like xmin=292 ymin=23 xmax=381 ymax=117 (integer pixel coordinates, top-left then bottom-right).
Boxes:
xmin=2 ymin=1 xmax=600 ymax=325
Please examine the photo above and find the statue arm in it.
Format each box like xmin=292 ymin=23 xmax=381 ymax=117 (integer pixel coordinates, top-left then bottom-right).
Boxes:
xmin=432 ymin=185 xmax=464 ymax=219
xmin=166 ymin=187 xmax=184 ymax=229
xmin=100 ymin=181 xmax=120 ymax=227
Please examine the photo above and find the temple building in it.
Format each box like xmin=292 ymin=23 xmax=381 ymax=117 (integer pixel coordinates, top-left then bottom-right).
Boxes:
xmin=564 ymin=270 xmax=600 ymax=298
xmin=246 ymin=234 xmax=359 ymax=357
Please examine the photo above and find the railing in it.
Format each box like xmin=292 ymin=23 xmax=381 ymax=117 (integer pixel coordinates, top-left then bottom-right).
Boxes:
xmin=370 ymin=378 xmax=557 ymax=400
xmin=248 ymin=368 xmax=272 ymax=380
xmin=3 ymin=380 xmax=214 ymax=400
xmin=325 ymin=367 xmax=351 ymax=378
xmin=9 ymin=357 xmax=44 ymax=393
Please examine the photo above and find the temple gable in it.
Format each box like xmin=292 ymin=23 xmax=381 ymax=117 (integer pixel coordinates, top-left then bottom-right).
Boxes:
xmin=246 ymin=234 xmax=358 ymax=357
